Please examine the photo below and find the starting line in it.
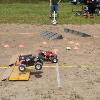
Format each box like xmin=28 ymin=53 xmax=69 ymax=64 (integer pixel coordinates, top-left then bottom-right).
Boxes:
xmin=0 ymin=65 xmax=100 ymax=69
xmin=0 ymin=65 xmax=100 ymax=86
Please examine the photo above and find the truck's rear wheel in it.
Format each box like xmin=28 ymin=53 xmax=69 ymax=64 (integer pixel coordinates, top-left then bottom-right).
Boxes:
xmin=19 ymin=64 xmax=26 ymax=72
xmin=51 ymin=57 xmax=58 ymax=63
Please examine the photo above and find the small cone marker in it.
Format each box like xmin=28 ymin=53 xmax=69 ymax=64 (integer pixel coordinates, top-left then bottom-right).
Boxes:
xmin=69 ymin=41 xmax=74 ymax=44
xmin=75 ymin=42 xmax=80 ymax=46
xmin=53 ymin=49 xmax=58 ymax=54
xmin=19 ymin=44 xmax=24 ymax=48
xmin=4 ymin=44 xmax=9 ymax=48
xmin=42 ymin=41 xmax=47 ymax=45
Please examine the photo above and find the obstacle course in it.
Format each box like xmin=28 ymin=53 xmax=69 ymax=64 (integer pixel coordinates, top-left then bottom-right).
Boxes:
xmin=9 ymin=66 xmax=30 ymax=81
xmin=0 ymin=66 xmax=30 ymax=81
xmin=64 ymin=28 xmax=91 ymax=37
xmin=40 ymin=31 xmax=63 ymax=40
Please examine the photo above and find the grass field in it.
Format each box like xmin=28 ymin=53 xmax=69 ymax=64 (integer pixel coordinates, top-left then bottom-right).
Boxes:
xmin=0 ymin=2 xmax=100 ymax=24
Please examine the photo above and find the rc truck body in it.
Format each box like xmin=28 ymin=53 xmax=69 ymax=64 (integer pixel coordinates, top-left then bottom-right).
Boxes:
xmin=38 ymin=50 xmax=58 ymax=63
xmin=15 ymin=54 xmax=43 ymax=72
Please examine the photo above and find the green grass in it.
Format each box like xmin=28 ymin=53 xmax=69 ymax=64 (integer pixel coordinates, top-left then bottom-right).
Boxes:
xmin=0 ymin=2 xmax=100 ymax=24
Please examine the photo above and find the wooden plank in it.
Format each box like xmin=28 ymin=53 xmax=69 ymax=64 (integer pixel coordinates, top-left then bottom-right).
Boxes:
xmin=64 ymin=28 xmax=91 ymax=37
xmin=0 ymin=68 xmax=13 ymax=81
xmin=9 ymin=66 xmax=30 ymax=81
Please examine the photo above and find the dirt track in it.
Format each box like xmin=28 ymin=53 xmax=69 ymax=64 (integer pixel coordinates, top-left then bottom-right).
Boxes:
xmin=0 ymin=67 xmax=100 ymax=100
xmin=0 ymin=24 xmax=100 ymax=100
xmin=0 ymin=24 xmax=100 ymax=66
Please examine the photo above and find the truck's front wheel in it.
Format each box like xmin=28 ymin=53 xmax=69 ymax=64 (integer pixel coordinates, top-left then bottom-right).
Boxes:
xmin=35 ymin=62 xmax=42 ymax=70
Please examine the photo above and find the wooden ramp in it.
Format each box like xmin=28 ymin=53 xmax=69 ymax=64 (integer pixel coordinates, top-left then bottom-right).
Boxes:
xmin=0 ymin=68 xmax=13 ymax=81
xmin=9 ymin=66 xmax=30 ymax=81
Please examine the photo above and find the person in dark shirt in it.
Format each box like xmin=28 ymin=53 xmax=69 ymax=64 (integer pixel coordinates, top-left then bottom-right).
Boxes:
xmin=49 ymin=0 xmax=61 ymax=17
xmin=87 ymin=0 xmax=96 ymax=17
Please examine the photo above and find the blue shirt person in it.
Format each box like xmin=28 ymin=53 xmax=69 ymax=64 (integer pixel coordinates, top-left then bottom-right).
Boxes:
xmin=50 ymin=0 xmax=61 ymax=14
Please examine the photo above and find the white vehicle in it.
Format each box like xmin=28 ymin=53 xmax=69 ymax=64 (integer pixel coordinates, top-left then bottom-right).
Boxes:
xmin=72 ymin=0 xmax=77 ymax=5
xmin=72 ymin=0 xmax=81 ymax=5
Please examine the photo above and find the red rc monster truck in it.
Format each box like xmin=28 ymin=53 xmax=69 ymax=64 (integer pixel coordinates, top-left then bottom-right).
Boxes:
xmin=38 ymin=50 xmax=58 ymax=63
xmin=14 ymin=54 xmax=43 ymax=72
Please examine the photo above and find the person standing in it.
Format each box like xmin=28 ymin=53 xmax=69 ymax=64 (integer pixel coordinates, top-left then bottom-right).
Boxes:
xmin=49 ymin=0 xmax=61 ymax=17
xmin=87 ymin=0 xmax=96 ymax=17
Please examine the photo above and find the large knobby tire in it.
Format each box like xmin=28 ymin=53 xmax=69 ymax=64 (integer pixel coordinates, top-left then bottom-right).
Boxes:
xmin=35 ymin=62 xmax=42 ymax=70
xmin=51 ymin=57 xmax=58 ymax=63
xmin=19 ymin=64 xmax=26 ymax=72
